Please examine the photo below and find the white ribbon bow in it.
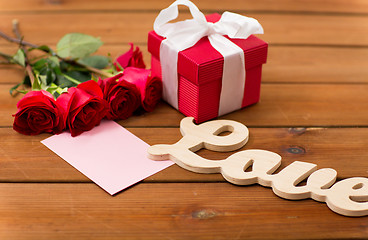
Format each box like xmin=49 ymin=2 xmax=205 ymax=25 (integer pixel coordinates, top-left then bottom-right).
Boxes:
xmin=154 ymin=0 xmax=264 ymax=115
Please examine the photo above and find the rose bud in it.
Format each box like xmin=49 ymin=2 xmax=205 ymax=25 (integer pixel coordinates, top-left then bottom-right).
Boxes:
xmin=57 ymin=80 xmax=108 ymax=137
xmin=121 ymin=67 xmax=162 ymax=112
xmin=13 ymin=90 xmax=65 ymax=135
xmin=98 ymin=73 xmax=141 ymax=120
xmin=114 ymin=43 xmax=146 ymax=70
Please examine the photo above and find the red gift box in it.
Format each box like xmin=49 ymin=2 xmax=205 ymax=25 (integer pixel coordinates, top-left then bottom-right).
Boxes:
xmin=148 ymin=13 xmax=268 ymax=123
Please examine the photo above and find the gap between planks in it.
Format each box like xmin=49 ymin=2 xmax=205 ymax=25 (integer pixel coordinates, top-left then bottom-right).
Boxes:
xmin=1 ymin=8 xmax=368 ymax=17
xmin=0 ymin=0 xmax=368 ymax=15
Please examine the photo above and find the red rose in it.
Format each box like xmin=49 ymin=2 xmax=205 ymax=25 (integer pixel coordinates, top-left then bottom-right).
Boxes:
xmin=122 ymin=67 xmax=162 ymax=112
xmin=114 ymin=43 xmax=146 ymax=70
xmin=13 ymin=90 xmax=65 ymax=135
xmin=57 ymin=80 xmax=108 ymax=137
xmin=98 ymin=73 xmax=141 ymax=120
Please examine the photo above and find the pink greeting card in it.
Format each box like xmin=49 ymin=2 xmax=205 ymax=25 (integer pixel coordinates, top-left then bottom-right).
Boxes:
xmin=41 ymin=120 xmax=173 ymax=195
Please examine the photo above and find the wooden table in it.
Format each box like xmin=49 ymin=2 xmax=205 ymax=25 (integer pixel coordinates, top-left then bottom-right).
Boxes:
xmin=1 ymin=0 xmax=368 ymax=239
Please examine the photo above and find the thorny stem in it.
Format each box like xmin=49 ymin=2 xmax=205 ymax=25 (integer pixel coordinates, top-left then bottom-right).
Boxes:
xmin=0 ymin=29 xmax=38 ymax=49
xmin=12 ymin=20 xmax=22 ymax=43
xmin=0 ymin=51 xmax=13 ymax=61
xmin=0 ymin=21 xmax=113 ymax=79
xmin=12 ymin=19 xmax=28 ymax=56
xmin=25 ymin=64 xmax=35 ymax=85
xmin=12 ymin=19 xmax=35 ymax=85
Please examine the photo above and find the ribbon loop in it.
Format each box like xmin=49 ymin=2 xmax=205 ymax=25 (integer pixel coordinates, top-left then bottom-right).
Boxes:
xmin=154 ymin=0 xmax=264 ymax=117
xmin=217 ymin=11 xmax=264 ymax=38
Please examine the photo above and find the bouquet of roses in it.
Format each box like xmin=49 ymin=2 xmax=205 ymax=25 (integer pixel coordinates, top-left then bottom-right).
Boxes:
xmin=1 ymin=21 xmax=162 ymax=137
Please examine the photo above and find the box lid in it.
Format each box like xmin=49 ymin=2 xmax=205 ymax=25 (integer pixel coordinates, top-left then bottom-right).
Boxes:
xmin=148 ymin=13 xmax=268 ymax=85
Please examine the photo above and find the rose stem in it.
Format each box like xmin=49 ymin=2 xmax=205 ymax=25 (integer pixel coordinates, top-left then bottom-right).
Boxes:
xmin=0 ymin=51 xmax=13 ymax=62
xmin=0 ymin=29 xmax=39 ymax=49
xmin=12 ymin=19 xmax=36 ymax=85
xmin=0 ymin=23 xmax=112 ymax=79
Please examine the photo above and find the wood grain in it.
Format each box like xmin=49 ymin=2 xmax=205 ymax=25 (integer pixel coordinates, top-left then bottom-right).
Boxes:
xmin=264 ymin=46 xmax=368 ymax=84
xmin=2 ymin=45 xmax=368 ymax=85
xmin=0 ymin=0 xmax=367 ymax=237
xmin=1 ymin=127 xmax=367 ymax=183
xmin=120 ymin=83 xmax=368 ymax=127
xmin=147 ymin=117 xmax=368 ymax=217
xmin=2 ymin=83 xmax=368 ymax=127
xmin=0 ymin=182 xmax=366 ymax=240
xmin=0 ymin=0 xmax=367 ymax=14
xmin=0 ymin=13 xmax=367 ymax=46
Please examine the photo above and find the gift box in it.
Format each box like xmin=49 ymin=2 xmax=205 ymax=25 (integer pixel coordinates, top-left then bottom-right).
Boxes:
xmin=148 ymin=9 xmax=268 ymax=123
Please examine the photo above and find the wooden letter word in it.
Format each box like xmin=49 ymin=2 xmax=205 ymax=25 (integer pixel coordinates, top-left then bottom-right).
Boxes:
xmin=148 ymin=117 xmax=368 ymax=217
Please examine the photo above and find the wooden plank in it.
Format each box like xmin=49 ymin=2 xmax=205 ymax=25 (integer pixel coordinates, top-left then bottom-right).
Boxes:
xmin=0 ymin=0 xmax=368 ymax=14
xmin=0 ymin=65 xmax=26 ymax=85
xmin=0 ymin=84 xmax=20 ymax=126
xmin=264 ymin=46 xmax=368 ymax=84
xmin=0 ymin=13 xmax=367 ymax=46
xmin=2 ymin=45 xmax=368 ymax=85
xmin=2 ymin=83 xmax=368 ymax=127
xmin=120 ymin=83 xmax=368 ymax=127
xmin=1 ymin=127 xmax=368 ymax=182
xmin=0 ymin=0 xmax=366 ymax=238
xmin=0 ymin=182 xmax=366 ymax=239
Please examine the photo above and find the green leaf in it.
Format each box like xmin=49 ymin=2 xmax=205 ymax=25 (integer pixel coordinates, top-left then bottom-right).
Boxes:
xmin=41 ymin=83 xmax=67 ymax=99
xmin=23 ymin=75 xmax=31 ymax=87
xmin=67 ymin=71 xmax=90 ymax=83
xmin=56 ymin=71 xmax=89 ymax=88
xmin=32 ymin=59 xmax=47 ymax=72
xmin=49 ymin=56 xmax=62 ymax=75
xmin=37 ymin=45 xmax=53 ymax=53
xmin=13 ymin=49 xmax=26 ymax=67
xmin=9 ymin=76 xmax=32 ymax=96
xmin=9 ymin=83 xmax=21 ymax=95
xmin=32 ymin=75 xmax=42 ymax=91
xmin=56 ymin=33 xmax=103 ymax=59
xmin=28 ymin=45 xmax=53 ymax=54
xmin=38 ymin=75 xmax=48 ymax=86
xmin=78 ymin=55 xmax=110 ymax=69
xmin=45 ymin=85 xmax=58 ymax=95
xmin=91 ymin=74 xmax=99 ymax=82
xmin=31 ymin=57 xmax=60 ymax=85
xmin=48 ymin=56 xmax=60 ymax=66
xmin=45 ymin=69 xmax=56 ymax=85
xmin=56 ymin=75 xmax=76 ymax=88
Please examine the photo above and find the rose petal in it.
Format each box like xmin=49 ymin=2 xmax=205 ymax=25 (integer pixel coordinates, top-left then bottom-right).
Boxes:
xmin=114 ymin=43 xmax=146 ymax=70
xmin=142 ymin=76 xmax=162 ymax=112
xmin=121 ymin=67 xmax=150 ymax=98
xmin=13 ymin=90 xmax=65 ymax=135
xmin=69 ymin=99 xmax=108 ymax=137
xmin=77 ymin=80 xmax=104 ymax=98
xmin=99 ymin=75 xmax=141 ymax=120
xmin=57 ymin=83 xmax=108 ymax=137
xmin=131 ymin=46 xmax=146 ymax=69
xmin=115 ymin=43 xmax=134 ymax=70
xmin=121 ymin=67 xmax=162 ymax=112
xmin=98 ymin=72 xmax=124 ymax=97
